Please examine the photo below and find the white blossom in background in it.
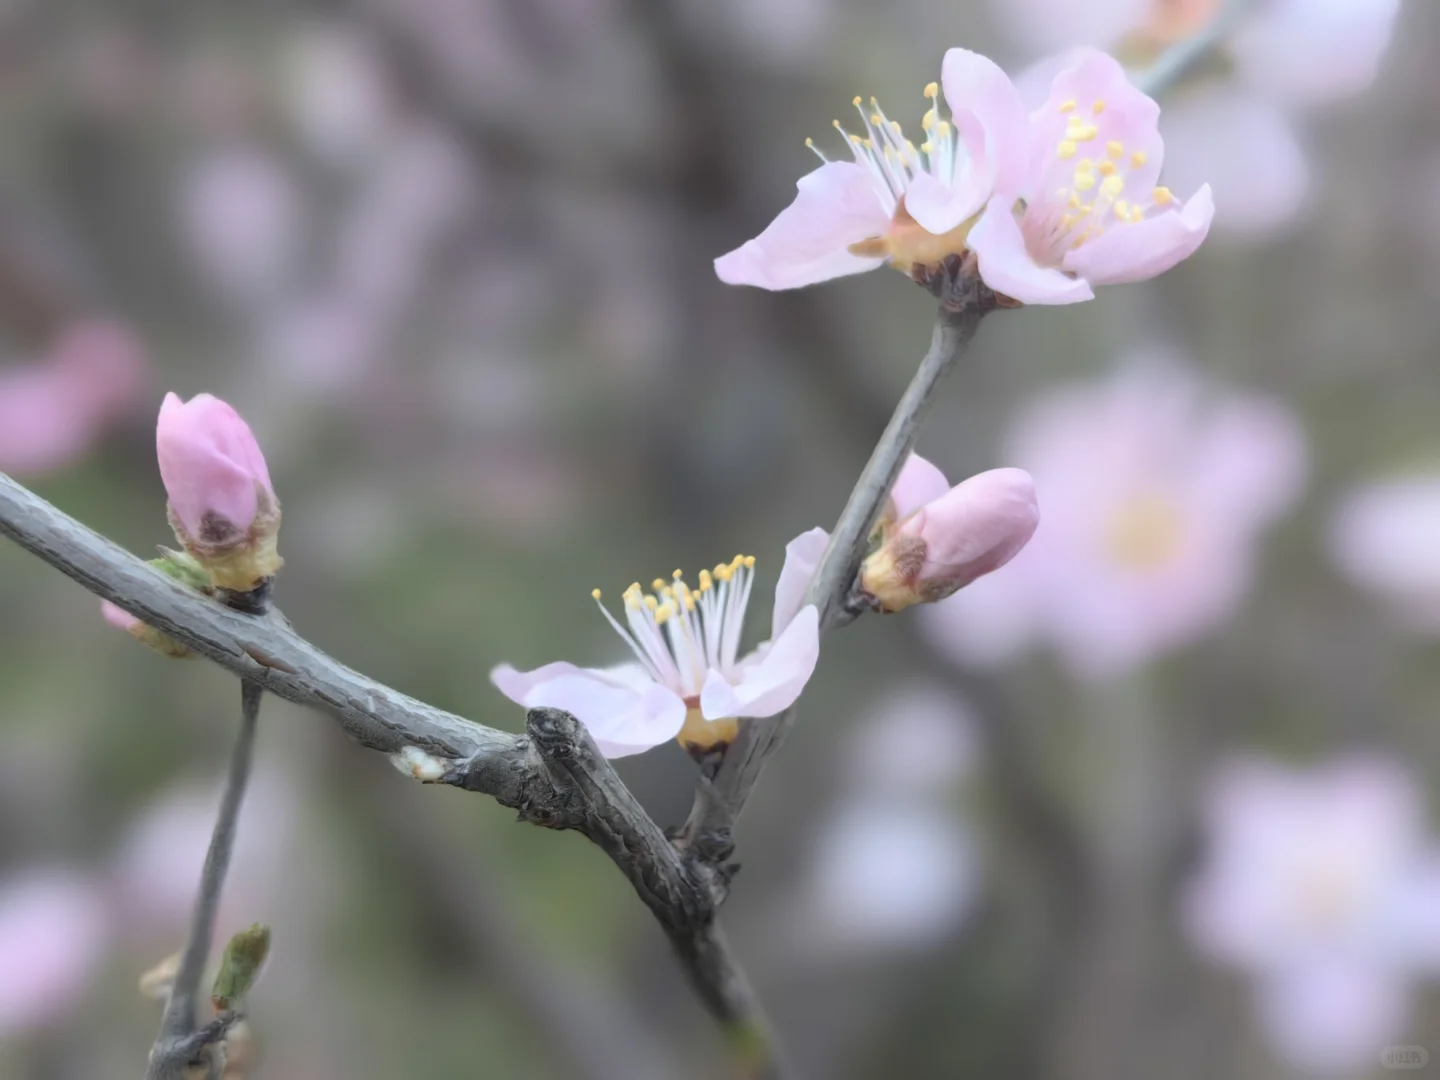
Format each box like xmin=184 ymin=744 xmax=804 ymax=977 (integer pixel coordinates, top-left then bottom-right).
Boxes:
xmin=178 ymin=143 xmax=301 ymax=311
xmin=0 ymin=868 xmax=109 ymax=1037
xmin=282 ymin=22 xmax=396 ymax=164
xmin=1183 ymin=756 xmax=1440 ymax=1075
xmin=838 ymin=681 xmax=978 ymax=799
xmin=1327 ymin=474 xmax=1440 ymax=631
xmin=918 ymin=354 xmax=1306 ymax=680
xmin=112 ymin=766 xmax=300 ymax=930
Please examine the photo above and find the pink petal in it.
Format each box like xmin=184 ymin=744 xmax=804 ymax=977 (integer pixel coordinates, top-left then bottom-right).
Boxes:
xmin=714 ymin=162 xmax=889 ymax=289
xmin=941 ymin=48 xmax=1032 ymax=198
xmin=1061 ymin=185 xmax=1214 ymax=286
xmin=1256 ymin=961 xmax=1409 ymax=1075
xmin=156 ymin=392 xmax=274 ymax=537
xmin=0 ymin=869 xmax=109 ymax=1036
xmin=910 ymin=467 xmax=1040 ymax=590
xmin=890 ymin=453 xmax=951 ymax=521
xmin=702 ymin=603 xmax=819 ymax=719
xmin=969 ymin=199 xmax=1094 ymax=305
xmin=772 ymin=527 xmax=830 ymax=637
xmin=902 ymin=172 xmax=990 ymax=238
xmin=101 ymin=600 xmax=140 ymax=633
xmin=506 ymin=669 xmax=687 ymax=759
xmin=491 ymin=660 xmax=589 ymax=706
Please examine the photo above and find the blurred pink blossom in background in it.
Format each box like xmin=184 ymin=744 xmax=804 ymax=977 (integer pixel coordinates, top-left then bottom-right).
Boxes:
xmin=999 ymin=0 xmax=1400 ymax=238
xmin=918 ymin=354 xmax=1306 ymax=679
xmin=1182 ymin=756 xmax=1440 ymax=1075
xmin=1327 ymin=473 xmax=1440 ymax=632
xmin=838 ymin=681 xmax=978 ymax=798
xmin=0 ymin=318 xmax=148 ymax=477
xmin=0 ymin=868 xmax=109 ymax=1038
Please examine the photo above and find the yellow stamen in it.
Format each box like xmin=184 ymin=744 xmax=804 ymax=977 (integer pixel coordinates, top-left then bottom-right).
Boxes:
xmin=1153 ymin=186 xmax=1174 ymax=205
xmin=1074 ymin=173 xmax=1097 ymax=193
xmin=1092 ymin=100 xmax=1106 ymax=114
xmin=1106 ymin=141 xmax=1124 ymax=159
xmin=852 ymin=95 xmax=862 ymax=106
xmin=1098 ymin=160 xmax=1117 ymax=176
xmin=1058 ymin=99 xmax=1076 ymax=113
xmin=591 ymin=588 xmax=602 ymax=600
xmin=924 ymin=81 xmax=938 ymax=97
xmin=1057 ymin=140 xmax=1078 ymax=159
xmin=1100 ymin=175 xmax=1124 ymax=198
xmin=1131 ymin=150 xmax=1148 ymax=167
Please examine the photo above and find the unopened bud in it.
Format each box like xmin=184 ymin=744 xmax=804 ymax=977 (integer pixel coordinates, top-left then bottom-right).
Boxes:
xmin=212 ymin=923 xmax=271 ymax=1013
xmin=157 ymin=393 xmax=282 ymax=593
xmin=99 ymin=550 xmax=213 ymax=658
xmin=860 ymin=468 xmax=1038 ymax=612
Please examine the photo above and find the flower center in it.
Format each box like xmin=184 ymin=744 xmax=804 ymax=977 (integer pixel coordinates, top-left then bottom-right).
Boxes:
xmin=1102 ymin=493 xmax=1186 ymax=571
xmin=1294 ymin=858 xmax=1365 ymax=933
xmin=809 ymin=83 xmax=964 ymax=221
xmin=1024 ymin=97 xmax=1173 ymax=267
xmin=591 ymin=555 xmax=756 ymax=698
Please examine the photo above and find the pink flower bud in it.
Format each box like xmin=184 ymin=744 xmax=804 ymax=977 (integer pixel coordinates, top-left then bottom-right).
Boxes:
xmin=100 ymin=599 xmax=139 ymax=633
xmin=861 ymin=468 xmax=1038 ymax=613
xmin=99 ymin=599 xmax=192 ymax=659
xmin=156 ymin=392 xmax=282 ymax=591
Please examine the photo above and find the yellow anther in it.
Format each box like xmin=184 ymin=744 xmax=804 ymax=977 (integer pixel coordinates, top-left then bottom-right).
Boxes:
xmin=1075 ymin=158 xmax=1094 ymax=174
xmin=1058 ymin=99 xmax=1077 ymax=113
xmin=870 ymin=114 xmax=882 ymax=125
xmin=652 ymin=578 xmax=666 ymax=591
xmin=852 ymin=95 xmax=862 ymax=106
xmin=1106 ymin=141 xmax=1124 ymax=159
xmin=1074 ymin=173 xmax=1097 ymax=193
xmin=645 ymin=595 xmax=659 ymax=610
xmin=805 ymin=137 xmax=815 ymax=148
xmin=1098 ymin=160 xmax=1117 ymax=176
xmin=1071 ymin=123 xmax=1099 ymax=141
xmin=924 ymin=81 xmax=939 ymax=98
xmin=1130 ymin=205 xmax=1146 ymax=223
xmin=591 ymin=588 xmax=602 ymax=600
xmin=921 ymin=108 xmax=937 ymax=130
xmin=849 ymin=134 xmax=864 ymax=145
xmin=1100 ymin=175 xmax=1124 ymax=198
xmin=1057 ymin=140 xmax=1078 ymax=160
xmin=1092 ymin=100 xmax=1106 ymax=114
xmin=673 ymin=569 xmax=683 ymax=579
xmin=744 ymin=556 xmax=756 ymax=569
xmin=628 ymin=581 xmax=642 ymax=593
xmin=1068 ymin=193 xmax=1083 ymax=209
xmin=1131 ymin=150 xmax=1148 ymax=167
xmin=1114 ymin=199 xmax=1130 ymax=219
xmin=920 ymin=141 xmax=934 ymax=154
xmin=936 ymin=120 xmax=951 ymax=137
xmin=863 ymin=138 xmax=875 ymax=149
xmin=889 ymin=120 xmax=902 ymax=134
xmin=699 ymin=570 xmax=713 ymax=590
xmin=1152 ymin=186 xmax=1174 ymax=205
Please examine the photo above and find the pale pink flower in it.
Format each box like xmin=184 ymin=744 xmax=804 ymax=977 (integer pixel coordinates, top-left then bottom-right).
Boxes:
xmin=0 ymin=319 xmax=147 ymax=477
xmin=1183 ymin=756 xmax=1440 ymax=1074
xmin=840 ymin=681 xmax=978 ymax=798
xmin=1327 ymin=474 xmax=1440 ymax=631
xmin=969 ymin=49 xmax=1213 ymax=305
xmin=100 ymin=600 xmax=139 ymax=634
xmin=178 ymin=145 xmax=301 ymax=309
xmin=0 ymin=868 xmax=109 ymax=1036
xmin=862 ymin=455 xmax=1038 ymax=612
xmin=918 ymin=355 xmax=1306 ymax=679
xmin=492 ymin=531 xmax=827 ymax=757
xmin=993 ymin=0 xmax=1399 ymax=106
xmin=156 ymin=392 xmax=281 ymax=590
xmin=714 ymin=48 xmax=1028 ymax=288
xmin=786 ymin=796 xmax=978 ymax=957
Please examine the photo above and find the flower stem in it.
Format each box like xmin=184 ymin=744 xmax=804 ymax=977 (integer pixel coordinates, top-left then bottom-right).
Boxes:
xmin=145 ymin=678 xmax=263 ymax=1080
xmin=1135 ymin=0 xmax=1255 ymax=98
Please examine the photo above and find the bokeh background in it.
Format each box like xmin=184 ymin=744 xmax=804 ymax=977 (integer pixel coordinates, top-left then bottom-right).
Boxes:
xmin=0 ymin=0 xmax=1436 ymax=1077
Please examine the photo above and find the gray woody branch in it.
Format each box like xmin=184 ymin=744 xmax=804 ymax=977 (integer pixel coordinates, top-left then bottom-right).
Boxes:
xmin=0 ymin=472 xmax=783 ymax=1074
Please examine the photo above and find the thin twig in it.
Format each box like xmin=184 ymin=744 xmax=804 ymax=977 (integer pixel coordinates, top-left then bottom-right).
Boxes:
xmin=0 ymin=473 xmax=778 ymax=1072
xmin=1134 ymin=0 xmax=1255 ymax=97
xmin=146 ymin=680 xmax=263 ymax=1080
xmin=679 ymin=299 xmax=994 ymax=851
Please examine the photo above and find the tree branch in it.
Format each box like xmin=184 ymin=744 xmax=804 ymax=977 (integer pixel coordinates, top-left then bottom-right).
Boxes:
xmin=678 ymin=297 xmax=994 ymax=853
xmin=146 ymin=681 xmax=262 ymax=1080
xmin=0 ymin=471 xmax=783 ymax=1073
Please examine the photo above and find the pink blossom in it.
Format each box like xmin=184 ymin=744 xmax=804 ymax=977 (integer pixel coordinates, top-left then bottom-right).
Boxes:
xmin=1182 ymin=756 xmax=1440 ymax=1074
xmin=862 ymin=455 xmax=1039 ymax=612
xmin=1327 ymin=474 xmax=1440 ymax=631
xmin=969 ymin=49 xmax=1213 ymax=305
xmin=0 ymin=868 xmax=109 ymax=1036
xmin=179 ymin=145 xmax=301 ymax=310
xmin=918 ymin=355 xmax=1306 ymax=679
xmin=156 ymin=391 xmax=275 ymax=539
xmin=714 ymin=49 xmax=1028 ymax=288
xmin=839 ymin=681 xmax=978 ymax=798
xmin=492 ymin=532 xmax=827 ymax=757
xmin=788 ymin=797 xmax=978 ymax=957
xmin=0 ymin=319 xmax=147 ymax=477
